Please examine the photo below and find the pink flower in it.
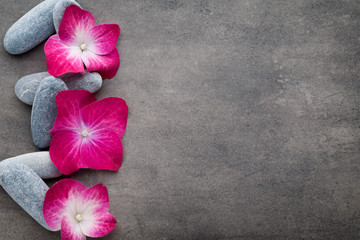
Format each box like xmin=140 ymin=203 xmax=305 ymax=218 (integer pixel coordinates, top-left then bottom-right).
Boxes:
xmin=49 ymin=90 xmax=128 ymax=175
xmin=44 ymin=5 xmax=120 ymax=79
xmin=43 ymin=179 xmax=117 ymax=239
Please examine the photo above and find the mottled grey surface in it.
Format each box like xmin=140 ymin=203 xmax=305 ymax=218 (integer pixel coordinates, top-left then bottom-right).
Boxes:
xmin=15 ymin=71 xmax=102 ymax=105
xmin=31 ymin=76 xmax=68 ymax=149
xmin=63 ymin=71 xmax=102 ymax=93
xmin=1 ymin=152 xmax=62 ymax=179
xmin=0 ymin=163 xmax=51 ymax=230
xmin=53 ymin=0 xmax=81 ymax=32
xmin=3 ymin=0 xmax=58 ymax=54
xmin=15 ymin=72 xmax=50 ymax=105
xmin=1 ymin=0 xmax=360 ymax=239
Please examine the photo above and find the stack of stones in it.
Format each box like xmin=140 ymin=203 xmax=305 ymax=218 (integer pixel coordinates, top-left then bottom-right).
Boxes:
xmin=1 ymin=0 xmax=104 ymax=230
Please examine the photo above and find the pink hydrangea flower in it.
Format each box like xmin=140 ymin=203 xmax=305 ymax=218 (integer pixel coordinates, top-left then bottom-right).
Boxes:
xmin=43 ymin=179 xmax=117 ymax=239
xmin=44 ymin=5 xmax=120 ymax=79
xmin=49 ymin=90 xmax=128 ymax=175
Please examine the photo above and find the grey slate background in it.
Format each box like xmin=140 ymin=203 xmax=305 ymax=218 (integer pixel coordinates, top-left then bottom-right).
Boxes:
xmin=0 ymin=0 xmax=359 ymax=239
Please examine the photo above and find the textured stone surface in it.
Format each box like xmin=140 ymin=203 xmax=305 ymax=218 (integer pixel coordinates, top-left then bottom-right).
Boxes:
xmin=0 ymin=163 xmax=51 ymax=230
xmin=31 ymin=76 xmax=68 ymax=149
xmin=53 ymin=0 xmax=81 ymax=32
xmin=15 ymin=72 xmax=51 ymax=105
xmin=15 ymin=71 xmax=102 ymax=105
xmin=63 ymin=71 xmax=102 ymax=92
xmin=1 ymin=0 xmax=360 ymax=239
xmin=0 ymin=152 xmax=62 ymax=179
xmin=3 ymin=0 xmax=58 ymax=55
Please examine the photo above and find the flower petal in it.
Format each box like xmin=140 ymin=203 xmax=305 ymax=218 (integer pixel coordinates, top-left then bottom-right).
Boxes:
xmin=78 ymin=184 xmax=116 ymax=237
xmin=82 ymin=48 xmax=120 ymax=79
xmin=49 ymin=129 xmax=85 ymax=175
xmin=43 ymin=179 xmax=87 ymax=230
xmin=81 ymin=97 xmax=128 ymax=137
xmin=80 ymin=211 xmax=116 ymax=237
xmin=58 ymin=5 xmax=96 ymax=46
xmin=80 ymin=129 xmax=123 ymax=171
xmin=87 ymin=24 xmax=120 ymax=55
xmin=77 ymin=184 xmax=109 ymax=215
xmin=61 ymin=214 xmax=86 ymax=240
xmin=50 ymin=90 xmax=97 ymax=135
xmin=45 ymin=35 xmax=85 ymax=77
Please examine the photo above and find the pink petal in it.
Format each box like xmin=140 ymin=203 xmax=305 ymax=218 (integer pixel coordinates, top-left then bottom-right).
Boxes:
xmin=87 ymin=24 xmax=120 ymax=55
xmin=77 ymin=184 xmax=116 ymax=237
xmin=45 ymin=35 xmax=85 ymax=77
xmin=80 ymin=129 xmax=123 ymax=171
xmin=43 ymin=179 xmax=87 ymax=230
xmin=82 ymin=48 xmax=120 ymax=79
xmin=81 ymin=97 xmax=128 ymax=138
xmin=80 ymin=211 xmax=116 ymax=237
xmin=58 ymin=5 xmax=96 ymax=46
xmin=77 ymin=184 xmax=109 ymax=212
xmin=61 ymin=215 xmax=86 ymax=240
xmin=49 ymin=130 xmax=85 ymax=175
xmin=50 ymin=90 xmax=97 ymax=135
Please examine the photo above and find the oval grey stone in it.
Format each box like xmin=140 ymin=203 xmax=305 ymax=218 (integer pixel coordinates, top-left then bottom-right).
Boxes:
xmin=3 ymin=0 xmax=58 ymax=55
xmin=15 ymin=71 xmax=103 ymax=105
xmin=0 ymin=162 xmax=52 ymax=230
xmin=31 ymin=76 xmax=68 ymax=149
xmin=63 ymin=71 xmax=103 ymax=92
xmin=15 ymin=72 xmax=51 ymax=105
xmin=53 ymin=0 xmax=81 ymax=32
xmin=1 ymin=152 xmax=62 ymax=179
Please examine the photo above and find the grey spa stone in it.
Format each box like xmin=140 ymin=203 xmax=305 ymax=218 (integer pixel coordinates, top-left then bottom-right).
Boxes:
xmin=3 ymin=0 xmax=59 ymax=55
xmin=0 ymin=162 xmax=52 ymax=230
xmin=63 ymin=71 xmax=103 ymax=93
xmin=15 ymin=72 xmax=51 ymax=105
xmin=31 ymin=76 xmax=68 ymax=149
xmin=53 ymin=0 xmax=81 ymax=32
xmin=0 ymin=152 xmax=62 ymax=179
xmin=15 ymin=71 xmax=103 ymax=105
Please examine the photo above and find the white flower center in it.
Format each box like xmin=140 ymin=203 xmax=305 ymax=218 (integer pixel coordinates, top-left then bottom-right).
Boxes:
xmin=80 ymin=43 xmax=87 ymax=51
xmin=81 ymin=129 xmax=89 ymax=138
xmin=75 ymin=214 xmax=83 ymax=222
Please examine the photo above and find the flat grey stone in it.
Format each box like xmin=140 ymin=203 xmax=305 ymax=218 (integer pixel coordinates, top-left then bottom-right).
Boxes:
xmin=0 ymin=162 xmax=52 ymax=230
xmin=31 ymin=76 xmax=68 ymax=149
xmin=15 ymin=71 xmax=102 ymax=105
xmin=53 ymin=0 xmax=81 ymax=32
xmin=15 ymin=72 xmax=51 ymax=105
xmin=63 ymin=71 xmax=103 ymax=92
xmin=3 ymin=0 xmax=58 ymax=55
xmin=0 ymin=152 xmax=62 ymax=179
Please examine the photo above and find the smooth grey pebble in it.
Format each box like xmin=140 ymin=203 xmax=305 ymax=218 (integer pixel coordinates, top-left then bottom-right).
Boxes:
xmin=53 ymin=0 xmax=81 ymax=32
xmin=63 ymin=71 xmax=103 ymax=92
xmin=0 ymin=162 xmax=52 ymax=230
xmin=3 ymin=0 xmax=58 ymax=55
xmin=0 ymin=152 xmax=62 ymax=179
xmin=15 ymin=72 xmax=51 ymax=105
xmin=31 ymin=76 xmax=68 ymax=149
xmin=15 ymin=71 xmax=103 ymax=105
